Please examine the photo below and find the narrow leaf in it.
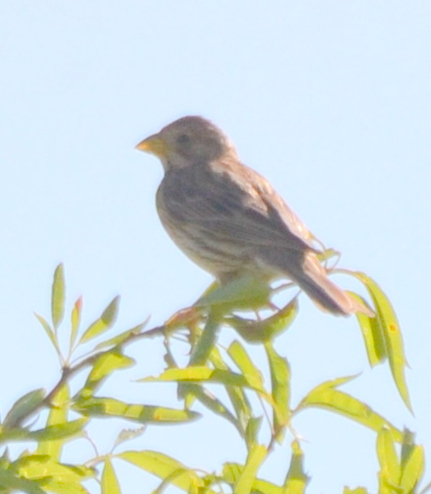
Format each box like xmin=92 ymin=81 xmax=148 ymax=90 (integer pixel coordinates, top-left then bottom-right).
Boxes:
xmin=119 ymin=451 xmax=207 ymax=493
xmin=73 ymin=397 xmax=200 ymax=424
xmin=0 ymin=419 xmax=85 ymax=445
xmin=80 ymin=351 xmax=134 ymax=397
xmin=151 ymin=364 xmax=275 ymax=414
xmin=51 ymin=263 xmax=65 ymax=330
xmin=13 ymin=455 xmax=94 ymax=483
xmin=29 ymin=418 xmax=87 ymax=442
xmin=35 ymin=313 xmax=57 ymax=348
xmin=209 ymin=346 xmax=252 ymax=435
xmin=349 ymin=292 xmax=386 ymax=366
xmin=36 ymin=384 xmax=69 ymax=460
xmin=377 ymin=428 xmax=400 ymax=486
xmin=400 ymin=444 xmax=425 ymax=493
xmin=353 ymin=272 xmax=411 ymax=411
xmin=399 ymin=430 xmax=425 ymax=493
xmin=265 ymin=342 xmax=291 ymax=440
xmin=0 ymin=468 xmax=46 ymax=494
xmin=235 ymin=444 xmax=268 ymax=494
xmin=142 ymin=367 xmax=264 ymax=393
xmin=223 ymin=463 xmax=282 ymax=494
xmin=228 ymin=340 xmax=264 ymax=388
xmin=95 ymin=320 xmax=148 ymax=350
xmin=70 ymin=297 xmax=83 ymax=349
xmin=39 ymin=482 xmax=90 ymax=494
xmin=245 ymin=417 xmax=263 ymax=451
xmin=297 ymin=376 xmax=403 ymax=442
xmin=181 ymin=387 xmax=238 ymax=429
xmin=282 ymin=440 xmax=309 ymax=494
xmin=400 ymin=428 xmax=416 ymax=469
xmin=3 ymin=389 xmax=46 ymax=428
xmin=189 ymin=309 xmax=222 ymax=366
xmin=101 ymin=458 xmax=121 ymax=494
xmin=195 ymin=276 xmax=271 ymax=312
xmin=79 ymin=296 xmax=120 ymax=344
xmin=227 ymin=298 xmax=298 ymax=343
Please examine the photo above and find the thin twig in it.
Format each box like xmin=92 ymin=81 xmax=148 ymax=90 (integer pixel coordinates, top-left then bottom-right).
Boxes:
xmin=13 ymin=324 xmax=167 ymax=427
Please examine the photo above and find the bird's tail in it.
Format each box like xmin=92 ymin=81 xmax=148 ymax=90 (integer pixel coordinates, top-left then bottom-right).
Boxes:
xmin=291 ymin=252 xmax=374 ymax=317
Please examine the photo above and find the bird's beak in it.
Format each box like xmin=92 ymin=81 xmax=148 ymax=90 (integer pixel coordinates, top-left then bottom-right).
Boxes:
xmin=135 ymin=133 xmax=169 ymax=158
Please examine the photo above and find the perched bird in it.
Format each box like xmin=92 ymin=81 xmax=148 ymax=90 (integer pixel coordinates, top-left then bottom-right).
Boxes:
xmin=136 ymin=116 xmax=372 ymax=316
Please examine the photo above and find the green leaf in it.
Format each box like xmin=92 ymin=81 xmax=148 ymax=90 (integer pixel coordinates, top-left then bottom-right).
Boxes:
xmin=145 ymin=366 xmax=278 ymax=418
xmin=39 ymin=482 xmax=90 ymax=494
xmin=70 ymin=297 xmax=83 ymax=349
xmin=377 ymin=428 xmax=400 ymax=490
xmin=222 ymin=462 xmax=244 ymax=483
xmin=195 ymin=276 xmax=271 ymax=312
xmin=30 ymin=418 xmax=87 ymax=442
xmin=51 ymin=263 xmax=66 ymax=330
xmin=13 ymin=454 xmax=93 ymax=479
xmin=79 ymin=295 xmax=120 ymax=344
xmin=349 ymin=291 xmax=386 ymax=366
xmin=400 ymin=428 xmax=415 ymax=468
xmin=180 ymin=386 xmax=239 ymax=430
xmin=94 ymin=320 xmax=148 ymax=350
xmin=80 ymin=351 xmax=134 ymax=397
xmin=226 ymin=298 xmax=298 ymax=343
xmin=353 ymin=272 xmax=411 ymax=411
xmin=296 ymin=376 xmax=403 ymax=442
xmin=0 ymin=466 xmax=46 ymax=494
xmin=235 ymin=444 xmax=267 ymax=494
xmin=142 ymin=367 xmax=264 ymax=393
xmin=223 ymin=463 xmax=283 ymax=494
xmin=265 ymin=342 xmax=291 ymax=441
xmin=2 ymin=389 xmax=46 ymax=428
xmin=282 ymin=441 xmax=309 ymax=494
xmin=36 ymin=384 xmax=70 ymax=460
xmin=101 ymin=458 xmax=121 ymax=494
xmin=12 ymin=455 xmax=94 ymax=494
xmin=227 ymin=340 xmax=264 ymax=388
xmin=73 ymin=397 xmax=200 ymax=424
xmin=209 ymin=346 xmax=252 ymax=435
xmin=35 ymin=313 xmax=57 ymax=349
xmin=119 ymin=451 xmax=209 ymax=493
xmin=1 ymin=418 xmax=87 ymax=444
xmin=245 ymin=417 xmax=262 ymax=450
xmin=188 ymin=309 xmax=222 ymax=366
xmin=399 ymin=430 xmax=425 ymax=493
xmin=400 ymin=444 xmax=425 ymax=493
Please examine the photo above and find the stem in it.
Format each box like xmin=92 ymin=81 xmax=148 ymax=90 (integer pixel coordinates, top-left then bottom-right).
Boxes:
xmin=13 ymin=324 xmax=166 ymax=428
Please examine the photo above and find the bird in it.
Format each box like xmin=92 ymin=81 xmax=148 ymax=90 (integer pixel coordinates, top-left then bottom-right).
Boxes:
xmin=136 ymin=116 xmax=372 ymax=317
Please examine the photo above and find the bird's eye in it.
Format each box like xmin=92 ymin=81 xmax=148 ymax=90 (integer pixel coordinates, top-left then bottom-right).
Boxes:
xmin=177 ymin=134 xmax=191 ymax=145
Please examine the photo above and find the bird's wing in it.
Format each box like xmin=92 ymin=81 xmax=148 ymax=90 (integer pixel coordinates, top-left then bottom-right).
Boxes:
xmin=158 ymin=159 xmax=317 ymax=254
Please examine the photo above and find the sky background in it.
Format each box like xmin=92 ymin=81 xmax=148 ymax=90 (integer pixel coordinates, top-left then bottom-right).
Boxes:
xmin=1 ymin=1 xmax=430 ymax=493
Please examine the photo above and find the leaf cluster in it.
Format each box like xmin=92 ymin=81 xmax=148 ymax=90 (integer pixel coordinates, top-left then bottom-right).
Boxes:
xmin=0 ymin=264 xmax=428 ymax=494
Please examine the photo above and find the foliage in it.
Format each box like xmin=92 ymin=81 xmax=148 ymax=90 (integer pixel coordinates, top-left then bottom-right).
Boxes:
xmin=0 ymin=263 xmax=428 ymax=494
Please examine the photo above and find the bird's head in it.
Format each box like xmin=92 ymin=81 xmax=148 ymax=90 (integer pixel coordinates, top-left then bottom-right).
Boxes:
xmin=136 ymin=116 xmax=238 ymax=171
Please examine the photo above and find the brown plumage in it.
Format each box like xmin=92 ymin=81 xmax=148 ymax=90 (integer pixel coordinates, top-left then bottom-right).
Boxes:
xmin=136 ymin=116 xmax=372 ymax=316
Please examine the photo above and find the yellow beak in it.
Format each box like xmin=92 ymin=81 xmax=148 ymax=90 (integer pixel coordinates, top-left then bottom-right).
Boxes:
xmin=135 ymin=134 xmax=169 ymax=158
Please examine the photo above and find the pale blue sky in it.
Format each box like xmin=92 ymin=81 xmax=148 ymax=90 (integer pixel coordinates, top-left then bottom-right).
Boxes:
xmin=1 ymin=2 xmax=430 ymax=493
